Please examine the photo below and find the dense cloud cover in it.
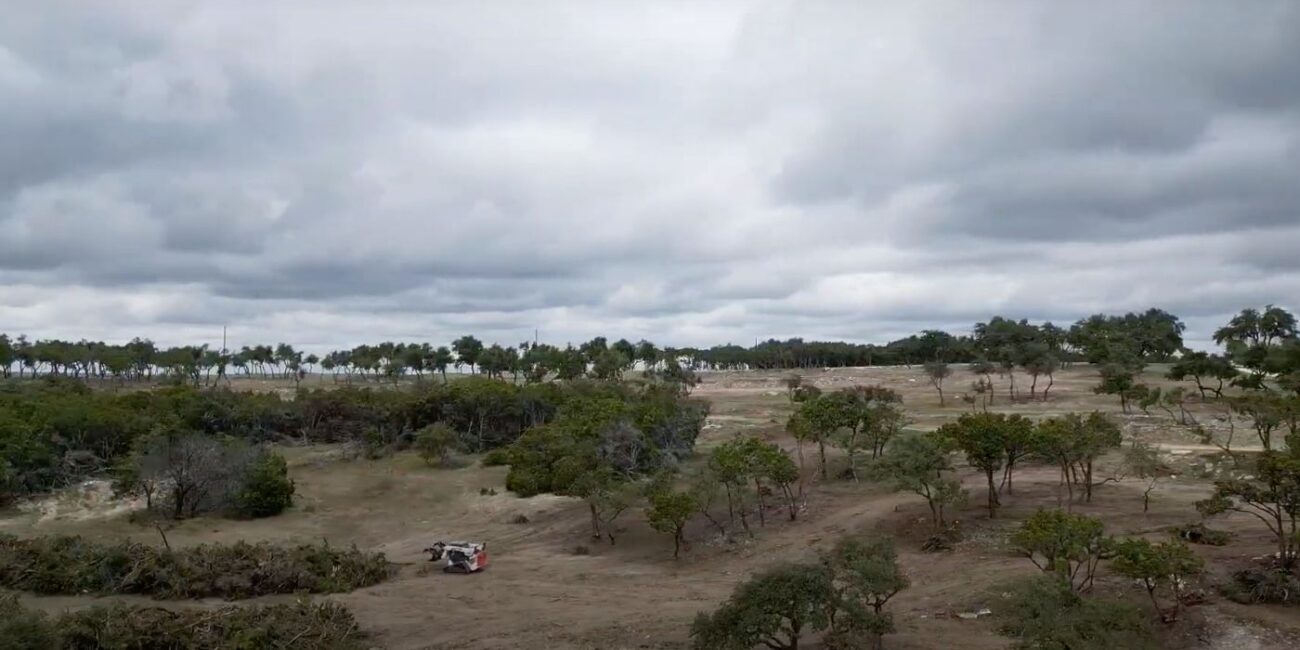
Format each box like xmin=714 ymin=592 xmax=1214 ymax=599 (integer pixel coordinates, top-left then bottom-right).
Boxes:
xmin=2 ymin=2 xmax=1297 ymax=351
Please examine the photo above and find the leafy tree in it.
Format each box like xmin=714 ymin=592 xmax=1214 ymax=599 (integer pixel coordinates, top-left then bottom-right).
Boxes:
xmin=708 ymin=438 xmax=757 ymax=534
xmin=1227 ymin=393 xmax=1292 ymax=452
xmin=1034 ymin=412 xmax=1123 ymax=503
xmin=477 ymin=344 xmax=515 ymax=379
xmin=797 ymin=394 xmax=848 ymax=479
xmin=1123 ymin=441 xmax=1164 ymax=513
xmin=566 ymin=466 xmax=640 ymax=544
xmin=1214 ymin=305 xmax=1298 ymax=389
xmin=452 ymin=336 xmax=484 ymax=374
xmin=552 ymin=346 xmax=588 ymax=380
xmin=1011 ymin=509 xmax=1109 ymax=593
xmin=646 ymin=483 xmax=698 ymax=558
xmin=645 ymin=357 xmax=701 ymax=396
xmin=1197 ymin=450 xmax=1300 ymax=569
xmin=1020 ymin=345 xmax=1059 ymax=400
xmin=997 ymin=575 xmax=1154 ymax=650
xmin=871 ymin=433 xmax=963 ymax=530
xmin=635 ymin=339 xmax=659 ymax=369
xmin=938 ymin=412 xmax=1032 ymax=517
xmin=1167 ymin=351 xmax=1237 ymax=398
xmin=415 ymin=423 xmax=458 ymax=467
xmin=968 ymin=358 xmax=996 ymax=406
xmin=1068 ymin=309 xmax=1185 ymax=364
xmin=691 ymin=562 xmax=835 ymax=650
xmin=590 ymin=348 xmax=631 ymax=381
xmin=429 ymin=346 xmax=453 ymax=382
xmin=821 ymin=535 xmax=908 ymax=650
xmin=1092 ymin=363 xmax=1146 ymax=413
xmin=1109 ymin=538 xmax=1202 ymax=622
xmin=922 ymin=362 xmax=951 ymax=405
xmin=748 ymin=439 xmax=801 ymax=521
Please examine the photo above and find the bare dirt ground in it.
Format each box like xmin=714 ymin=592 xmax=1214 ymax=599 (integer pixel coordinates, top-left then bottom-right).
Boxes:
xmin=4 ymin=366 xmax=1299 ymax=649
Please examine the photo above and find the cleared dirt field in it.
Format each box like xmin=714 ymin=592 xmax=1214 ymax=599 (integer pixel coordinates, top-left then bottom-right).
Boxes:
xmin=4 ymin=366 xmax=1299 ymax=649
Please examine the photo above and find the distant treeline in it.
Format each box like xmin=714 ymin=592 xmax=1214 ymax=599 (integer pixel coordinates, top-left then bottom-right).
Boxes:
xmin=0 ymin=308 xmax=1198 ymax=383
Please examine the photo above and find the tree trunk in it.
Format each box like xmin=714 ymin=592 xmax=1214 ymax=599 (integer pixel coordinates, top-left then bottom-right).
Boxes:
xmin=754 ymin=478 xmax=766 ymax=527
xmin=589 ymin=502 xmax=601 ymax=539
xmin=818 ymin=440 xmax=827 ymax=479
xmin=986 ymin=470 xmax=999 ymax=518
xmin=795 ymin=440 xmax=806 ymax=500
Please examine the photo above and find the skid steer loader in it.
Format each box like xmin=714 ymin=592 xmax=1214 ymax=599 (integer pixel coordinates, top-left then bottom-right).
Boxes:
xmin=424 ymin=541 xmax=488 ymax=573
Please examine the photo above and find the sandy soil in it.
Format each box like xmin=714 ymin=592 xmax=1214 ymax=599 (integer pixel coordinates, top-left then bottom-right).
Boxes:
xmin=3 ymin=366 xmax=1298 ymax=649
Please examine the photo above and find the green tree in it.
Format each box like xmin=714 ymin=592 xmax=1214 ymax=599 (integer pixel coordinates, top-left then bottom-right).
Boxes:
xmin=797 ymin=394 xmax=851 ymax=479
xmin=1197 ymin=450 xmax=1300 ymax=569
xmin=590 ymin=348 xmax=631 ymax=381
xmin=1166 ymin=351 xmax=1237 ymax=398
xmin=1093 ymin=363 xmax=1146 ymax=413
xmin=968 ymin=358 xmax=996 ymax=406
xmin=1034 ymin=412 xmax=1123 ymax=503
xmin=415 ymin=423 xmax=458 ymax=467
xmin=871 ymin=433 xmax=963 ymax=530
xmin=923 ymin=362 xmax=952 ymax=405
xmin=1214 ymin=305 xmax=1297 ymax=389
xmin=822 ymin=535 xmax=908 ymax=650
xmin=452 ymin=336 xmax=484 ymax=374
xmin=646 ymin=484 xmax=698 ymax=558
xmin=1109 ymin=538 xmax=1203 ymax=622
xmin=691 ymin=562 xmax=835 ymax=650
xmin=1011 ymin=509 xmax=1109 ymax=593
xmin=938 ymin=412 xmax=1032 ymax=517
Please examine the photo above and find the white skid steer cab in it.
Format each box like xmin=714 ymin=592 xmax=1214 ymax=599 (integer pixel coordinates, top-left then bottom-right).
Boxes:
xmin=424 ymin=541 xmax=488 ymax=573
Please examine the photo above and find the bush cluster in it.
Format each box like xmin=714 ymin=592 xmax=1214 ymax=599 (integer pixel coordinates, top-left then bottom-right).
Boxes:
xmin=0 ymin=376 xmax=646 ymax=503
xmin=0 ymin=594 xmax=367 ymax=650
xmin=0 ymin=535 xmax=391 ymax=599
xmin=996 ymin=575 xmax=1154 ymax=649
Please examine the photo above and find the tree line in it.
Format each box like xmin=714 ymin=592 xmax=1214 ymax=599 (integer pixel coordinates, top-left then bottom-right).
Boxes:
xmin=0 ymin=306 xmax=1211 ymax=384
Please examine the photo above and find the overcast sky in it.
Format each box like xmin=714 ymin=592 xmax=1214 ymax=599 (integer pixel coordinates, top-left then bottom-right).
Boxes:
xmin=2 ymin=2 xmax=1297 ymax=352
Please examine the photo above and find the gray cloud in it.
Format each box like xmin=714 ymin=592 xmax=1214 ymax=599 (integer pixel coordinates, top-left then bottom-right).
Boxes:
xmin=1 ymin=1 xmax=1297 ymax=352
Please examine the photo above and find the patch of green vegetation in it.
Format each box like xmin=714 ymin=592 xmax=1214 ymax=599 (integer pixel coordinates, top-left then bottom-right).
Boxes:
xmin=0 ymin=594 xmax=367 ymax=650
xmin=0 ymin=535 xmax=391 ymax=599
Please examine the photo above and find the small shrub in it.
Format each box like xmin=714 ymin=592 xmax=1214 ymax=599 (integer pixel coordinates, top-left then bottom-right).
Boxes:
xmin=1171 ymin=523 xmax=1232 ymax=546
xmin=0 ymin=594 xmax=60 ymax=649
xmin=997 ymin=576 xmax=1154 ymax=649
xmin=1224 ymin=568 xmax=1300 ymax=605
xmin=510 ymin=514 xmax=530 ymax=524
xmin=479 ymin=487 xmax=497 ymax=496
xmin=232 ymin=451 xmax=295 ymax=518
xmin=571 ymin=545 xmax=590 ymax=556
xmin=481 ymin=447 xmax=511 ymax=466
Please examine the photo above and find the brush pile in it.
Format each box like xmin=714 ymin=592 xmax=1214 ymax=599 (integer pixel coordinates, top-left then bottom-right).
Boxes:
xmin=0 ymin=534 xmax=391 ymax=599
xmin=0 ymin=594 xmax=368 ymax=650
